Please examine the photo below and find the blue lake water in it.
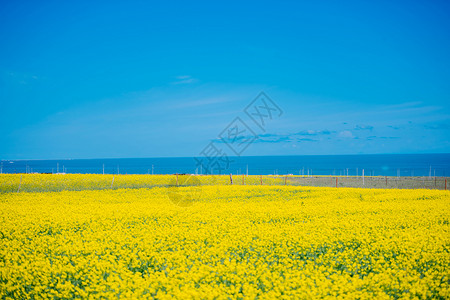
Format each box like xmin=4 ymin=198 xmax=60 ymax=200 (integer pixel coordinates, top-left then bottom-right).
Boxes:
xmin=1 ymin=154 xmax=449 ymax=177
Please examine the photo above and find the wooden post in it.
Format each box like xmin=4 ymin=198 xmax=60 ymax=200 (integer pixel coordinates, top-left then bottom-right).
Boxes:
xmin=111 ymin=176 xmax=114 ymax=188
xmin=362 ymin=169 xmax=365 ymax=185
xmin=285 ymin=175 xmax=287 ymax=185
xmin=176 ymin=174 xmax=179 ymax=186
xmin=260 ymin=175 xmax=262 ymax=185
xmin=435 ymin=176 xmax=437 ymax=187
xmin=445 ymin=178 xmax=447 ymax=190
xmin=229 ymin=173 xmax=233 ymax=185
xmin=242 ymin=174 xmax=244 ymax=185
xmin=17 ymin=175 xmax=22 ymax=193
xmin=336 ymin=177 xmax=338 ymax=188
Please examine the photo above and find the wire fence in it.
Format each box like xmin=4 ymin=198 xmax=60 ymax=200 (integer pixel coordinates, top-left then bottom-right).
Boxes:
xmin=0 ymin=174 xmax=448 ymax=194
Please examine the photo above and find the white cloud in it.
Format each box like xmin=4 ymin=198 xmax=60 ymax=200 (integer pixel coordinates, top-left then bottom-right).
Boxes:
xmin=172 ymin=75 xmax=198 ymax=85
xmin=170 ymin=96 xmax=239 ymax=109
xmin=2 ymin=70 xmax=40 ymax=85
xmin=354 ymin=124 xmax=373 ymax=130
xmin=338 ymin=130 xmax=354 ymax=138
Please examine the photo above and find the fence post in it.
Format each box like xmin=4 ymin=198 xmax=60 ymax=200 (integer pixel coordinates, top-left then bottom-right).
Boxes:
xmin=260 ymin=175 xmax=262 ymax=185
xmin=336 ymin=177 xmax=338 ymax=188
xmin=17 ymin=175 xmax=22 ymax=193
xmin=229 ymin=174 xmax=233 ymax=185
xmin=242 ymin=174 xmax=244 ymax=185
xmin=285 ymin=175 xmax=287 ymax=185
xmin=362 ymin=169 xmax=365 ymax=185
xmin=445 ymin=178 xmax=447 ymax=190
xmin=176 ymin=174 xmax=179 ymax=186
xmin=386 ymin=176 xmax=387 ymax=186
xmin=111 ymin=176 xmax=114 ymax=189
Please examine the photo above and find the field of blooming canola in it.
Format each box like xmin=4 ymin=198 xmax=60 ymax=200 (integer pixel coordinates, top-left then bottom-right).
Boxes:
xmin=0 ymin=174 xmax=286 ymax=193
xmin=0 ymin=175 xmax=449 ymax=299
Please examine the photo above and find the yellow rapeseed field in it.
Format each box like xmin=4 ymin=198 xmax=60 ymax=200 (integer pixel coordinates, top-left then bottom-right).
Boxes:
xmin=0 ymin=174 xmax=285 ymax=193
xmin=0 ymin=175 xmax=449 ymax=299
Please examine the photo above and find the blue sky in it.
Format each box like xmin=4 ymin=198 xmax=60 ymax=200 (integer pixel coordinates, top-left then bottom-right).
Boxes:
xmin=1 ymin=0 xmax=449 ymax=159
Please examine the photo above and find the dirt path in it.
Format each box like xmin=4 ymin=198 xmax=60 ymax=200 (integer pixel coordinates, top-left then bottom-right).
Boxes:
xmin=287 ymin=176 xmax=448 ymax=190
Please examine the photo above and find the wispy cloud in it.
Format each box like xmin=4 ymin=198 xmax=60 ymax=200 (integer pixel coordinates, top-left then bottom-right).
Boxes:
xmin=2 ymin=70 xmax=40 ymax=85
xmin=338 ymin=130 xmax=354 ymax=138
xmin=213 ymin=129 xmax=333 ymax=144
xmin=255 ymin=136 xmax=292 ymax=143
xmin=258 ymin=133 xmax=278 ymax=138
xmin=172 ymin=75 xmax=198 ymax=85
xmin=297 ymin=138 xmax=318 ymax=142
xmin=258 ymin=129 xmax=333 ymax=142
xmin=170 ymin=96 xmax=238 ymax=109
xmin=424 ymin=122 xmax=450 ymax=130
xmin=354 ymin=124 xmax=373 ymax=131
xmin=366 ymin=136 xmax=400 ymax=140
xmin=295 ymin=129 xmax=334 ymax=136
